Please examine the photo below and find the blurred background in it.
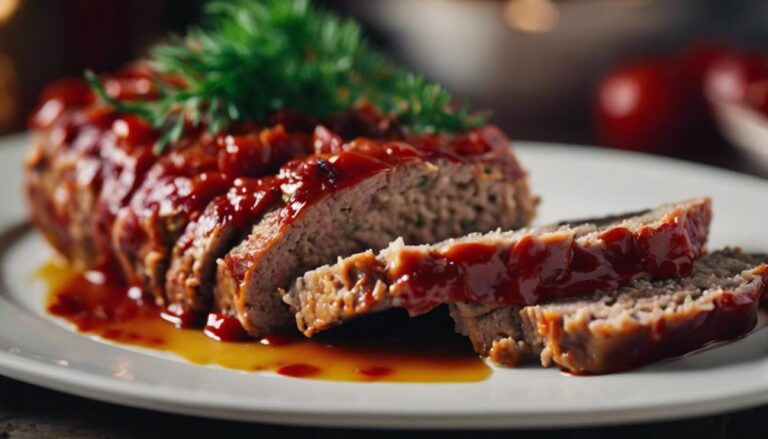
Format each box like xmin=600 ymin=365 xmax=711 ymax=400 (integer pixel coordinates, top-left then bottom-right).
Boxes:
xmin=2 ymin=0 xmax=768 ymax=176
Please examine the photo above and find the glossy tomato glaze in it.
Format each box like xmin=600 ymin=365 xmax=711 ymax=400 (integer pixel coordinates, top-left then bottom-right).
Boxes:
xmin=390 ymin=203 xmax=712 ymax=314
xmin=42 ymin=260 xmax=490 ymax=382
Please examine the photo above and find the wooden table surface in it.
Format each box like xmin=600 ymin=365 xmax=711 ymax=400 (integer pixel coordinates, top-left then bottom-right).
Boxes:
xmin=2 ymin=142 xmax=767 ymax=439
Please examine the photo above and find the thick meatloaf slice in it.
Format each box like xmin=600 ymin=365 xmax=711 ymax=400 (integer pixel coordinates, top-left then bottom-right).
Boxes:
xmin=216 ymin=147 xmax=536 ymax=336
xmin=283 ymin=198 xmax=712 ymax=336
xmin=451 ymin=250 xmax=768 ymax=374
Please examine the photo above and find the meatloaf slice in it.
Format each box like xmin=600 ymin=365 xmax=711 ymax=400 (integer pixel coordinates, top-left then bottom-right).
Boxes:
xmin=451 ymin=250 xmax=768 ymax=374
xmin=283 ymin=198 xmax=712 ymax=336
xmin=216 ymin=135 xmax=536 ymax=336
xmin=163 ymin=177 xmax=280 ymax=316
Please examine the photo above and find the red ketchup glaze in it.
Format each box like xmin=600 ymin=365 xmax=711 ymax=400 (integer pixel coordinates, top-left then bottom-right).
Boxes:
xmin=391 ymin=207 xmax=712 ymax=314
xmin=277 ymin=364 xmax=322 ymax=378
xmin=48 ymin=268 xmax=156 ymax=334
xmin=44 ymin=263 xmax=491 ymax=382
xmin=47 ymin=263 xmax=251 ymax=344
xmin=126 ymin=136 xmax=227 ymax=217
xmin=216 ymin=126 xmax=309 ymax=177
xmin=277 ymin=144 xmax=418 ymax=222
xmin=357 ymin=366 xmax=393 ymax=378
xmin=407 ymin=125 xmax=526 ymax=179
xmin=95 ymin=115 xmax=159 ymax=251
xmin=203 ymin=313 xmax=251 ymax=342
xmin=102 ymin=74 xmax=159 ymax=102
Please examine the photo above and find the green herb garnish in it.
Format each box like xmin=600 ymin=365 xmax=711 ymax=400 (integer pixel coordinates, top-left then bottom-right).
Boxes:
xmin=85 ymin=0 xmax=487 ymax=154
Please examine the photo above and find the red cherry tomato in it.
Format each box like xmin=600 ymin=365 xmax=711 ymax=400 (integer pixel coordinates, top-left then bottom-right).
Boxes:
xmin=594 ymin=59 xmax=684 ymax=153
xmin=703 ymin=52 xmax=768 ymax=103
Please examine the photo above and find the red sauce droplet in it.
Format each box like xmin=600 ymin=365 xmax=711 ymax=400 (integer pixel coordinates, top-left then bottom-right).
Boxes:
xmin=277 ymin=364 xmax=322 ymax=378
xmin=357 ymin=366 xmax=393 ymax=378
xmin=203 ymin=313 xmax=251 ymax=342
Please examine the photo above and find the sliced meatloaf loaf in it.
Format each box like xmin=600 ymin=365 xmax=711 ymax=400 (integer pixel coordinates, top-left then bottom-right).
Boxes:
xmin=283 ymin=198 xmax=712 ymax=336
xmin=213 ymin=126 xmax=536 ymax=336
xmin=451 ymin=250 xmax=768 ymax=374
xmin=26 ymin=73 xmax=537 ymax=335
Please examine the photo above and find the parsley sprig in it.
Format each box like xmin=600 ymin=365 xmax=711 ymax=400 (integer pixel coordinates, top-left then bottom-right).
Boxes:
xmin=86 ymin=0 xmax=487 ymax=153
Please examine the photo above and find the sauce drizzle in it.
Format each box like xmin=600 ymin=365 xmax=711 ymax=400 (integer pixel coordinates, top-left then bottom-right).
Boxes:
xmin=41 ymin=260 xmax=491 ymax=383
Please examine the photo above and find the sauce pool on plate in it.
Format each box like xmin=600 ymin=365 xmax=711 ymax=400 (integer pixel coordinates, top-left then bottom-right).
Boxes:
xmin=39 ymin=259 xmax=491 ymax=383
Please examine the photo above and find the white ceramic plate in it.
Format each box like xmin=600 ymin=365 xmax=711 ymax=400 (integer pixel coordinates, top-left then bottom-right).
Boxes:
xmin=1 ymin=133 xmax=768 ymax=429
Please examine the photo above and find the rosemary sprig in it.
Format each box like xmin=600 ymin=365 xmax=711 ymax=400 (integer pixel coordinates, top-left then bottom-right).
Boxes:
xmin=85 ymin=0 xmax=487 ymax=153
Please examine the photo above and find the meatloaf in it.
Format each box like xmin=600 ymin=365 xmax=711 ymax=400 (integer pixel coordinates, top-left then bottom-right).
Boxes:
xmin=26 ymin=74 xmax=538 ymax=336
xmin=283 ymin=198 xmax=712 ymax=336
xmin=211 ymin=130 xmax=537 ymax=336
xmin=451 ymin=250 xmax=768 ymax=374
